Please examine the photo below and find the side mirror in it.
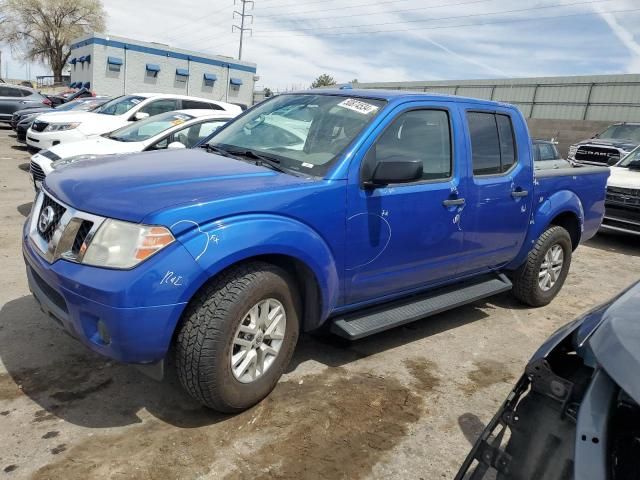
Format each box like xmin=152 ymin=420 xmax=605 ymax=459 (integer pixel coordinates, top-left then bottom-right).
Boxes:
xmin=134 ymin=111 xmax=149 ymax=121
xmin=167 ymin=141 xmax=186 ymax=149
xmin=364 ymin=157 xmax=423 ymax=187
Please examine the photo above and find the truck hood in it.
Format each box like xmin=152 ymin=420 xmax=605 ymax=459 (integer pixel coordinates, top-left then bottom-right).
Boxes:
xmin=43 ymin=149 xmax=312 ymax=223
xmin=35 ymin=111 xmax=127 ymax=135
xmin=608 ymin=166 xmax=640 ymax=189
xmin=575 ymin=138 xmax=638 ymax=151
xmin=47 ymin=136 xmax=143 ymax=160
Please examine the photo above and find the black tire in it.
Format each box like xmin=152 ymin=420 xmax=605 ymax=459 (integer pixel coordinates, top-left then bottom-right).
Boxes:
xmin=512 ymin=226 xmax=573 ymax=307
xmin=175 ymin=262 xmax=300 ymax=412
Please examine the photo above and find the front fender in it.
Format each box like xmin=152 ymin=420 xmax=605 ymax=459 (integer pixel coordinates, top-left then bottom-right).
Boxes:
xmin=172 ymin=214 xmax=340 ymax=323
xmin=506 ymin=189 xmax=584 ymax=270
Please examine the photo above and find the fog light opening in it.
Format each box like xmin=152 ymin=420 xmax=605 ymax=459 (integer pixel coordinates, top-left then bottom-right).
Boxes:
xmin=97 ymin=320 xmax=112 ymax=345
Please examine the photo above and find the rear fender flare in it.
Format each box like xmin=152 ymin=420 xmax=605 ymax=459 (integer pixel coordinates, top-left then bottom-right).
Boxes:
xmin=507 ymin=190 xmax=584 ymax=270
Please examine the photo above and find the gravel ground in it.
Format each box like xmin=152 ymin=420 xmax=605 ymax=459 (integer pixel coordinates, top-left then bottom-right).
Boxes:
xmin=0 ymin=124 xmax=638 ymax=479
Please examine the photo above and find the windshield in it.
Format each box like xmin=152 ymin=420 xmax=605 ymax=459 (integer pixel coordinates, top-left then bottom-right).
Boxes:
xmin=94 ymin=95 xmax=146 ymax=116
xmin=206 ymin=94 xmax=386 ymax=176
xmin=54 ymin=99 xmax=99 ymax=112
xmin=107 ymin=112 xmax=194 ymax=142
xmin=597 ymin=124 xmax=640 ymax=143
xmin=619 ymin=145 xmax=640 ymax=168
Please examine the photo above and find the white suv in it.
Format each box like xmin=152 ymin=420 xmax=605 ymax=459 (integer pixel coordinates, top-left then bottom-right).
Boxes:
xmin=26 ymin=93 xmax=241 ymax=150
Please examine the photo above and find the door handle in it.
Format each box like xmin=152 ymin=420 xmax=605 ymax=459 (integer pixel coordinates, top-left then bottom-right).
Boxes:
xmin=511 ymin=189 xmax=529 ymax=198
xmin=443 ymin=198 xmax=466 ymax=207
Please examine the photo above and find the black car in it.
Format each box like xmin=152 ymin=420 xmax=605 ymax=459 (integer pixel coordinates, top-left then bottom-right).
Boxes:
xmin=568 ymin=123 xmax=640 ymax=167
xmin=456 ymin=281 xmax=640 ymax=480
xmin=46 ymin=87 xmax=94 ymax=107
xmin=0 ymin=84 xmax=50 ymax=124
xmin=13 ymin=97 xmax=110 ymax=143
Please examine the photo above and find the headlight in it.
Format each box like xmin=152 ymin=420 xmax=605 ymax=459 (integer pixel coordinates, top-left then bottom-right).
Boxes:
xmin=81 ymin=219 xmax=175 ymax=269
xmin=44 ymin=122 xmax=80 ymax=132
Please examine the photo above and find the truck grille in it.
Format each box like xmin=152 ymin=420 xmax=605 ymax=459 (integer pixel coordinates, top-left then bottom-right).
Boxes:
xmin=38 ymin=194 xmax=66 ymax=242
xmin=575 ymin=146 xmax=620 ymax=165
xmin=30 ymin=161 xmax=46 ymax=182
xmin=31 ymin=120 xmax=48 ymax=132
xmin=72 ymin=220 xmax=94 ymax=255
xmin=606 ymin=186 xmax=640 ymax=208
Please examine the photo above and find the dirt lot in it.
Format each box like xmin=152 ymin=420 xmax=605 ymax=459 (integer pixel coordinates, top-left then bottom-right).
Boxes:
xmin=0 ymin=124 xmax=638 ymax=480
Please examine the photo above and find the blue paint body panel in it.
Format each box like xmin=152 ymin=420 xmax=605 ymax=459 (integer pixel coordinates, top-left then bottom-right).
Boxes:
xmin=24 ymin=89 xmax=609 ymax=365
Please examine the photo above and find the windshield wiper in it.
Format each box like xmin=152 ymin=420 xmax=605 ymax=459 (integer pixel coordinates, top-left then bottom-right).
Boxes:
xmin=227 ymin=149 xmax=287 ymax=173
xmin=203 ymin=144 xmax=241 ymax=159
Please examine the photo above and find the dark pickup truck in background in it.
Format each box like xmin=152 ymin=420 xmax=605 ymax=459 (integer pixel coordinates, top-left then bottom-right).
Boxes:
xmin=568 ymin=122 xmax=640 ymax=166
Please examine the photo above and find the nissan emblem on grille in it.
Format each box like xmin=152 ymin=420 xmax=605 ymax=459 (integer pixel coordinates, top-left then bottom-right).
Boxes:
xmin=38 ymin=206 xmax=56 ymax=234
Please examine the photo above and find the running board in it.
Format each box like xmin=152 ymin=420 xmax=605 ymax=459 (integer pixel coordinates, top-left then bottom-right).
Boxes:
xmin=330 ymin=273 xmax=512 ymax=340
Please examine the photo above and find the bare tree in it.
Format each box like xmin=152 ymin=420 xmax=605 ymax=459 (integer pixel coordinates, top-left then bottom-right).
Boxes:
xmin=0 ymin=0 xmax=106 ymax=82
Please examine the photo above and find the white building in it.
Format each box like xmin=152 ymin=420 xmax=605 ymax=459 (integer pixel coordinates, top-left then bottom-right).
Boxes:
xmin=68 ymin=33 xmax=257 ymax=108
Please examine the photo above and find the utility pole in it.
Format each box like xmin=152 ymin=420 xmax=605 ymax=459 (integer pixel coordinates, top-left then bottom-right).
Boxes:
xmin=232 ymin=0 xmax=253 ymax=60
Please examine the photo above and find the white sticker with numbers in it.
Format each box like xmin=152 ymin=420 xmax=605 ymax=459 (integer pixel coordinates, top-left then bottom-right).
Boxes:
xmin=337 ymin=98 xmax=379 ymax=115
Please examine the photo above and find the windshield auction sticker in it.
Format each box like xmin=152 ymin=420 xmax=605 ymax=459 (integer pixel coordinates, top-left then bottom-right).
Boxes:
xmin=337 ymin=98 xmax=379 ymax=115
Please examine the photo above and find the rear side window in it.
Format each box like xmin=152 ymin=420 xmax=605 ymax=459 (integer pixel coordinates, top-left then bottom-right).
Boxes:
xmin=537 ymin=143 xmax=558 ymax=161
xmin=467 ymin=112 xmax=517 ymax=175
xmin=182 ymin=99 xmax=223 ymax=110
xmin=0 ymin=86 xmax=23 ymax=97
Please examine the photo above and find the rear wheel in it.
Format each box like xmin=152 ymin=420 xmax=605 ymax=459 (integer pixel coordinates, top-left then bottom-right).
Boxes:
xmin=512 ymin=226 xmax=572 ymax=307
xmin=175 ymin=262 xmax=300 ymax=412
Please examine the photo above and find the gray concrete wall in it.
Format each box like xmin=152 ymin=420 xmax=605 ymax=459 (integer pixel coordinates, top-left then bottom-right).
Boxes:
xmin=526 ymin=118 xmax=611 ymax=158
xmin=355 ymin=74 xmax=640 ymax=123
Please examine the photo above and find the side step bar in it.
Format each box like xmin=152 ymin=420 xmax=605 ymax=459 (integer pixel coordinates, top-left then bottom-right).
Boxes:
xmin=330 ymin=273 xmax=512 ymax=340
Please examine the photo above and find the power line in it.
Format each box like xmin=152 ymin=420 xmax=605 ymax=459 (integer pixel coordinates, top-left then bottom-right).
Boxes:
xmin=162 ymin=3 xmax=235 ymax=43
xmin=256 ymin=0 xmax=493 ymax=23
xmin=251 ymin=6 xmax=640 ymax=37
xmin=254 ymin=0 xmax=619 ymax=33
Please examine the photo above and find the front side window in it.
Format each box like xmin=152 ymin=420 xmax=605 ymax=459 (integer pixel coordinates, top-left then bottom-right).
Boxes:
xmin=467 ymin=112 xmax=517 ymax=175
xmin=536 ymin=143 xmax=559 ymax=161
xmin=173 ymin=120 xmax=228 ymax=148
xmin=364 ymin=109 xmax=452 ymax=182
xmin=107 ymin=112 xmax=194 ymax=142
xmin=94 ymin=95 xmax=145 ymax=116
xmin=206 ymin=94 xmax=386 ymax=176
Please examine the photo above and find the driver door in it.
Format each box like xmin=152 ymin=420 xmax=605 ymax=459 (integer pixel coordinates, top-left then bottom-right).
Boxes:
xmin=344 ymin=102 xmax=467 ymax=305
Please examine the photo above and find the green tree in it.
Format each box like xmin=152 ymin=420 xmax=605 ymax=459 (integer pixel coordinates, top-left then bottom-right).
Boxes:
xmin=310 ymin=74 xmax=336 ymax=89
xmin=0 ymin=0 xmax=106 ymax=82
xmin=263 ymin=87 xmax=273 ymax=97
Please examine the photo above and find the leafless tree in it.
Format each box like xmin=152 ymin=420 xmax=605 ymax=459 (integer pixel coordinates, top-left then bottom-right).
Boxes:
xmin=0 ymin=0 xmax=106 ymax=82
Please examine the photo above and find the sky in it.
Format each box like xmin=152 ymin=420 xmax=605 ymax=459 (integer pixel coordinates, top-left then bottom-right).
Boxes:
xmin=2 ymin=0 xmax=640 ymax=90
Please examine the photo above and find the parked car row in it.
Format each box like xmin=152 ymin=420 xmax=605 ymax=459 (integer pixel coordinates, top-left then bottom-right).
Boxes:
xmin=2 ymin=89 xmax=241 ymax=187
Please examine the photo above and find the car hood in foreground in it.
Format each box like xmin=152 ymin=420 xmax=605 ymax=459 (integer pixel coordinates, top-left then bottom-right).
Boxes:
xmin=608 ymin=166 xmax=640 ymax=189
xmin=588 ymin=282 xmax=640 ymax=404
xmin=46 ymin=137 xmax=143 ymax=160
xmin=33 ymin=111 xmax=126 ymax=135
xmin=44 ymin=149 xmax=313 ymax=223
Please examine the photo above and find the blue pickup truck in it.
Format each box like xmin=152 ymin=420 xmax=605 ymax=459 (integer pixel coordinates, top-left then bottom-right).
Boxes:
xmin=23 ymin=90 xmax=609 ymax=412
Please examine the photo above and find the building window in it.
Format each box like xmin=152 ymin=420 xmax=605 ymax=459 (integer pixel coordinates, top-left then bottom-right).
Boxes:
xmin=107 ymin=56 xmax=123 ymax=72
xmin=146 ymin=64 xmax=161 ymax=78
xmin=203 ymin=73 xmax=217 ymax=87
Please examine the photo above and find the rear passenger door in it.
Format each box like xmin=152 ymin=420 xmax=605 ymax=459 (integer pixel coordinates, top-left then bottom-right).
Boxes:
xmin=0 ymin=86 xmax=30 ymax=119
xmin=457 ymin=108 xmax=533 ymax=273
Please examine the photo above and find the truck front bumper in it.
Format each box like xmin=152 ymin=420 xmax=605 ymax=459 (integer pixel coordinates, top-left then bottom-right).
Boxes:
xmin=22 ymin=235 xmax=188 ymax=366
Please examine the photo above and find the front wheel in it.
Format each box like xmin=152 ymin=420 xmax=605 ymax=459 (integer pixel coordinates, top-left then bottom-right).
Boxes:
xmin=175 ymin=262 xmax=300 ymax=412
xmin=512 ymin=226 xmax=573 ymax=307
